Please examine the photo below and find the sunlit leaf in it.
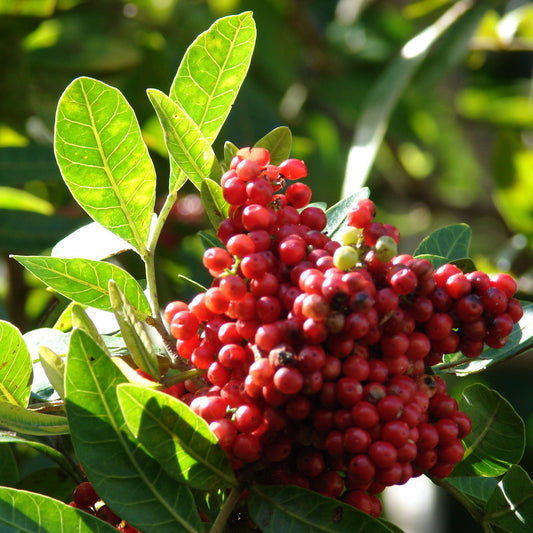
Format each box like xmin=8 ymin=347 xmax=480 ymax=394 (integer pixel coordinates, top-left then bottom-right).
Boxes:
xmin=325 ymin=188 xmax=370 ymax=240
xmin=254 ymin=126 xmax=292 ymax=164
xmin=54 ymin=77 xmax=155 ymax=255
xmin=454 ymin=384 xmax=525 ymax=477
xmin=12 ymin=255 xmax=151 ymax=316
xmin=0 ymin=187 xmax=54 ymax=215
xmin=66 ymin=329 xmax=203 ymax=533
xmin=0 ymin=321 xmax=32 ymax=408
xmin=39 ymin=346 xmax=66 ymax=400
xmin=413 ymin=223 xmax=471 ymax=261
xmin=117 ymin=383 xmax=237 ymax=490
xmin=0 ymin=402 xmax=69 ymax=435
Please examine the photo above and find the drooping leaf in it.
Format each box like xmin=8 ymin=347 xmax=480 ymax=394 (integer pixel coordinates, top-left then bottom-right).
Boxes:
xmin=12 ymin=255 xmax=151 ymax=316
xmin=341 ymin=1 xmax=484 ymax=195
xmin=108 ymin=281 xmax=159 ymax=381
xmin=117 ymin=383 xmax=237 ymax=491
xmin=413 ymin=223 xmax=472 ymax=261
xmin=325 ymin=188 xmax=370 ymax=240
xmin=0 ymin=486 xmax=118 ymax=532
xmin=438 ymin=302 xmax=533 ymax=376
xmin=0 ymin=321 xmax=32 ymax=407
xmin=52 ymin=221 xmax=135 ymax=260
xmin=0 ymin=401 xmax=69 ymax=435
xmin=484 ymin=465 xmax=533 ymax=532
xmin=65 ymin=329 xmax=203 ymax=533
xmin=254 ymin=126 xmax=292 ymax=164
xmin=169 ymin=11 xmax=256 ymax=145
xmin=201 ymin=178 xmax=229 ymax=230
xmin=54 ymin=76 xmax=155 ymax=255
xmin=0 ymin=187 xmax=54 ymax=215
xmin=248 ymin=484 xmax=395 ymax=533
xmin=453 ymin=384 xmax=525 ymax=477
xmin=39 ymin=346 xmax=66 ymax=400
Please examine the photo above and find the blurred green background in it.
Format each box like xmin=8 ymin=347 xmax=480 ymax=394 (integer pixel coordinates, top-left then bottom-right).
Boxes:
xmin=1 ymin=0 xmax=533 ymax=530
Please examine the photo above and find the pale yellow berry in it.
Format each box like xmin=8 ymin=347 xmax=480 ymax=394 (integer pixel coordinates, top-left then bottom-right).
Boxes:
xmin=340 ymin=226 xmax=362 ymax=246
xmin=333 ymin=245 xmax=359 ymax=271
xmin=374 ymin=235 xmax=398 ymax=263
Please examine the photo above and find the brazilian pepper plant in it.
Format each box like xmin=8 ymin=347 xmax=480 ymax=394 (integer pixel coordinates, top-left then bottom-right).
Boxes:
xmin=1 ymin=10 xmax=533 ymax=533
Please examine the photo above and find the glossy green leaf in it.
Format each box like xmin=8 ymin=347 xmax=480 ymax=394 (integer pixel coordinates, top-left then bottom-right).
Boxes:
xmin=453 ymin=384 xmax=525 ymax=477
xmin=54 ymin=76 xmax=155 ymax=255
xmin=70 ymin=304 xmax=111 ymax=355
xmin=341 ymin=1 xmax=480 ymax=195
xmin=444 ymin=476 xmax=499 ymax=508
xmin=484 ymin=465 xmax=533 ymax=532
xmin=0 ymin=445 xmax=18 ymax=486
xmin=325 ymin=188 xmax=370 ymax=240
xmin=0 ymin=486 xmax=117 ymax=532
xmin=413 ymin=223 xmax=471 ymax=261
xmin=148 ymin=89 xmax=222 ymax=191
xmin=65 ymin=329 xmax=203 ymax=533
xmin=109 ymin=281 xmax=159 ymax=381
xmin=117 ymin=383 xmax=237 ymax=490
xmin=0 ymin=187 xmax=54 ymax=215
xmin=201 ymin=178 xmax=229 ymax=230
xmin=39 ymin=346 xmax=66 ymax=400
xmin=12 ymin=255 xmax=151 ymax=316
xmin=254 ymin=126 xmax=292 ymax=164
xmin=0 ymin=401 xmax=69 ymax=435
xmin=224 ymin=140 xmax=239 ymax=168
xmin=169 ymin=12 xmax=256 ymax=145
xmin=0 ymin=321 xmax=32 ymax=408
xmin=249 ymin=484 xmax=394 ymax=533
xmin=52 ymin=221 xmax=135 ymax=260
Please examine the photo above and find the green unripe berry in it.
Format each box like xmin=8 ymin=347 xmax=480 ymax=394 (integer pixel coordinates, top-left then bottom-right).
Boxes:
xmin=333 ymin=245 xmax=359 ymax=271
xmin=340 ymin=226 xmax=362 ymax=246
xmin=374 ymin=235 xmax=398 ymax=262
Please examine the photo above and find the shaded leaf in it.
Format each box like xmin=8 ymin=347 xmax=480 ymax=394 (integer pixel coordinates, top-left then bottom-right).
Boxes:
xmin=444 ymin=476 xmax=499 ymax=508
xmin=249 ymin=484 xmax=395 ymax=533
xmin=0 ymin=445 xmax=18 ymax=486
xmin=65 ymin=329 xmax=203 ymax=533
xmin=325 ymin=188 xmax=370 ymax=240
xmin=413 ymin=223 xmax=471 ymax=261
xmin=224 ymin=140 xmax=239 ymax=168
xmin=117 ymin=383 xmax=237 ymax=490
xmin=0 ymin=486 xmax=117 ymax=532
xmin=0 ymin=401 xmax=69 ymax=435
xmin=485 ymin=465 xmax=533 ymax=532
xmin=54 ymin=76 xmax=155 ymax=255
xmin=109 ymin=281 xmax=159 ymax=381
xmin=201 ymin=178 xmax=229 ymax=230
xmin=12 ymin=255 xmax=151 ymax=316
xmin=0 ymin=146 xmax=60 ymax=186
xmin=148 ymin=89 xmax=222 ymax=190
xmin=454 ymin=384 xmax=525 ymax=477
xmin=0 ymin=321 xmax=32 ymax=407
xmin=254 ymin=126 xmax=292 ymax=164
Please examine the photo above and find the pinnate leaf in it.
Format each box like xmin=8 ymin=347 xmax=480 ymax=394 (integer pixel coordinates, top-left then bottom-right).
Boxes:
xmin=54 ymin=76 xmax=155 ymax=255
xmin=454 ymin=383 xmax=525 ymax=477
xmin=12 ymin=255 xmax=151 ymax=316
xmin=65 ymin=328 xmax=203 ymax=533
xmin=117 ymin=383 xmax=237 ymax=490
xmin=248 ymin=484 xmax=395 ymax=533
xmin=0 ymin=321 xmax=32 ymax=407
xmin=414 ymin=223 xmax=472 ymax=261
xmin=148 ymin=89 xmax=222 ymax=190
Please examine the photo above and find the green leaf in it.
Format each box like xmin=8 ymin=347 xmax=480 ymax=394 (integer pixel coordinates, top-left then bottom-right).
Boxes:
xmin=52 ymin=221 xmax=135 ymax=261
xmin=249 ymin=484 xmax=395 ymax=533
xmin=0 ymin=0 xmax=55 ymax=17
xmin=0 ymin=486 xmax=118 ymax=532
xmin=70 ymin=304 xmax=111 ymax=355
xmin=413 ymin=223 xmax=472 ymax=261
xmin=54 ymin=76 xmax=155 ymax=255
xmin=324 ymin=188 xmax=370 ymax=240
xmin=148 ymin=89 xmax=222 ymax=190
xmin=12 ymin=255 xmax=151 ymax=316
xmin=0 ymin=187 xmax=54 ymax=215
xmin=117 ymin=383 xmax=237 ymax=490
xmin=224 ymin=141 xmax=239 ymax=168
xmin=484 ymin=465 xmax=533 ymax=532
xmin=0 ymin=401 xmax=69 ymax=435
xmin=0 ymin=321 xmax=32 ymax=408
xmin=254 ymin=126 xmax=292 ymax=164
xmin=108 ymin=281 xmax=159 ymax=381
xmin=444 ymin=476 xmax=499 ymax=508
xmin=65 ymin=329 xmax=203 ymax=533
xmin=454 ymin=384 xmax=525 ymax=477
xmin=0 ymin=445 xmax=18 ymax=486
xmin=39 ymin=346 xmax=66 ymax=400
xmin=169 ymin=12 xmax=256 ymax=145
xmin=341 ymin=1 xmax=482 ymax=195
xmin=201 ymin=178 xmax=229 ymax=230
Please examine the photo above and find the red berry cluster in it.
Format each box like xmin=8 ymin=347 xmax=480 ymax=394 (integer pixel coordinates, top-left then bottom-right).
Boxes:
xmin=164 ymin=147 xmax=522 ymax=517
xmin=69 ymin=481 xmax=139 ymax=531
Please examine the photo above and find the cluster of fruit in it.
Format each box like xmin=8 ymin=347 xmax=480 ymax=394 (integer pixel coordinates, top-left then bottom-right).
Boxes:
xmin=69 ymin=481 xmax=138 ymax=531
xmin=161 ymin=147 xmax=522 ymax=516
